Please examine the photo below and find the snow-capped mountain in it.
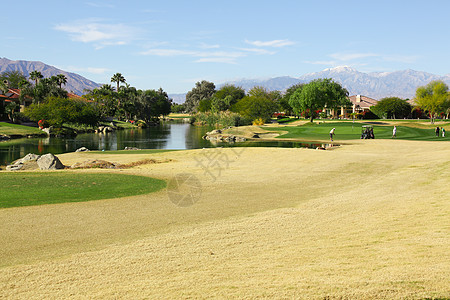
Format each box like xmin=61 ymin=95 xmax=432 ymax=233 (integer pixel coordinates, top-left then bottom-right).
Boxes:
xmin=225 ymin=66 xmax=450 ymax=99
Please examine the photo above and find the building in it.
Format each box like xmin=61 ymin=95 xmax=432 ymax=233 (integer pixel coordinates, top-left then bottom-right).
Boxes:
xmin=325 ymin=95 xmax=378 ymax=118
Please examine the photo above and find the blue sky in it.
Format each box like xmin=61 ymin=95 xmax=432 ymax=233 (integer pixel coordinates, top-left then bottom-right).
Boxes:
xmin=2 ymin=0 xmax=449 ymax=93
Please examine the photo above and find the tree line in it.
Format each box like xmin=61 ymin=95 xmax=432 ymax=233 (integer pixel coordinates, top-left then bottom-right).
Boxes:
xmin=0 ymin=71 xmax=171 ymax=127
xmin=183 ymin=79 xmax=450 ymax=124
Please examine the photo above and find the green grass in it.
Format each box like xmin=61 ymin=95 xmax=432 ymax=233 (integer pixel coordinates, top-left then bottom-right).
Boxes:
xmin=0 ymin=173 xmax=166 ymax=208
xmin=89 ymin=149 xmax=180 ymax=155
xmin=0 ymin=122 xmax=43 ymax=136
xmin=266 ymin=121 xmax=450 ymax=141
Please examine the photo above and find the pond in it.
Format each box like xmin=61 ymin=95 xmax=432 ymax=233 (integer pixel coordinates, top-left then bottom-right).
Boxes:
xmin=0 ymin=122 xmax=334 ymax=166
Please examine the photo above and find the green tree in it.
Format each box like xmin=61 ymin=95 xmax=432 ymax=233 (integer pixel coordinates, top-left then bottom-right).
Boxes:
xmin=24 ymin=97 xmax=100 ymax=127
xmin=5 ymin=102 xmax=19 ymax=122
xmin=0 ymin=70 xmax=28 ymax=89
xmin=20 ymin=78 xmax=68 ymax=104
xmin=214 ymin=85 xmax=245 ymax=106
xmin=283 ymin=83 xmax=305 ymax=116
xmin=171 ymin=103 xmax=185 ymax=113
xmin=198 ymin=98 xmax=212 ymax=112
xmin=0 ymin=79 xmax=7 ymax=93
xmin=29 ymin=71 xmax=43 ymax=86
xmin=56 ymin=74 xmax=68 ymax=89
xmin=289 ymin=78 xmax=349 ymax=122
xmin=185 ymin=80 xmax=216 ymax=113
xmin=415 ymin=81 xmax=449 ymax=123
xmin=135 ymin=88 xmax=172 ymax=123
xmin=232 ymin=86 xmax=278 ymax=122
xmin=370 ymin=97 xmax=412 ymax=119
xmin=111 ymin=73 xmax=126 ymax=92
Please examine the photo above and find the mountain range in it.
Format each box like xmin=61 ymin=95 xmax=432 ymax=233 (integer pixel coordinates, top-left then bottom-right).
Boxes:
xmin=224 ymin=66 xmax=450 ymax=100
xmin=0 ymin=58 xmax=101 ymax=95
xmin=1 ymin=58 xmax=449 ymax=102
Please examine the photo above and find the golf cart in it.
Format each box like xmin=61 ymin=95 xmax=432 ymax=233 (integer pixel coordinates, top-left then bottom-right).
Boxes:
xmin=361 ymin=125 xmax=375 ymax=139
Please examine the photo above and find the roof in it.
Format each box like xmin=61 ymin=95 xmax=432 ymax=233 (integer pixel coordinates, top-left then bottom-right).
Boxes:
xmin=348 ymin=95 xmax=378 ymax=108
xmin=68 ymin=93 xmax=82 ymax=99
xmin=0 ymin=88 xmax=20 ymax=99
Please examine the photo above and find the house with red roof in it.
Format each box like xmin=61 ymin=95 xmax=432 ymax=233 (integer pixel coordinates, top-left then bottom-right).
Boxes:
xmin=325 ymin=95 xmax=378 ymax=118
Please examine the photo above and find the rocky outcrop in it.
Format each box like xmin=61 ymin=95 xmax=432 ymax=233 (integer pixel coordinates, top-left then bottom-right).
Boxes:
xmin=70 ymin=159 xmax=118 ymax=169
xmin=95 ymin=126 xmax=114 ymax=134
xmin=36 ymin=153 xmax=65 ymax=170
xmin=0 ymin=134 xmax=11 ymax=141
xmin=75 ymin=147 xmax=90 ymax=152
xmin=203 ymin=127 xmax=246 ymax=143
xmin=6 ymin=153 xmax=41 ymax=171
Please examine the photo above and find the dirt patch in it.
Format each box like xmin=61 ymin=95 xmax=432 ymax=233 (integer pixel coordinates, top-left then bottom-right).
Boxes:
xmin=70 ymin=158 xmax=172 ymax=169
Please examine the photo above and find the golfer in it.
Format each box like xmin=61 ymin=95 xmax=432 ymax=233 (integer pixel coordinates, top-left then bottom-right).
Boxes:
xmin=330 ymin=128 xmax=336 ymax=141
xmin=392 ymin=126 xmax=397 ymax=138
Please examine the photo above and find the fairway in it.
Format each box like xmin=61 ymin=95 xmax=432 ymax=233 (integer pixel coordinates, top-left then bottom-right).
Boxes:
xmin=0 ymin=141 xmax=448 ymax=299
xmin=0 ymin=122 xmax=43 ymax=136
xmin=265 ymin=121 xmax=449 ymax=141
xmin=0 ymin=172 xmax=166 ymax=208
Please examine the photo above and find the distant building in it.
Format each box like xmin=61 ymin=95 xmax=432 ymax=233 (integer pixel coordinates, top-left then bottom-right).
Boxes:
xmin=324 ymin=95 xmax=378 ymax=118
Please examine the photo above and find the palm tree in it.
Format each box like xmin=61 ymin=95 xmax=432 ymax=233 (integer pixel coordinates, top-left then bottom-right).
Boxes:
xmin=56 ymin=74 xmax=68 ymax=89
xmin=29 ymin=71 xmax=43 ymax=86
xmin=111 ymin=73 xmax=126 ymax=92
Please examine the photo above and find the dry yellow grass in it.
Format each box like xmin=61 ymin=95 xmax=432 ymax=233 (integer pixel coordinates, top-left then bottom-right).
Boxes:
xmin=0 ymin=140 xmax=449 ymax=299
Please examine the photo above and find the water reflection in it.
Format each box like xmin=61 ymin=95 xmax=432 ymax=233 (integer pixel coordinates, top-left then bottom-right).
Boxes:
xmin=0 ymin=122 xmax=337 ymax=166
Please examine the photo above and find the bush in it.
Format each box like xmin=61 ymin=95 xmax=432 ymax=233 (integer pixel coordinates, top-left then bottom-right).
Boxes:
xmin=25 ymin=97 xmax=101 ymax=127
xmin=252 ymin=118 xmax=265 ymax=125
xmin=193 ymin=111 xmax=251 ymax=127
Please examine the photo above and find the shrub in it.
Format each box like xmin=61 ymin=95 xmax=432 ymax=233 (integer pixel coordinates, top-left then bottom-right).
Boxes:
xmin=193 ymin=111 xmax=251 ymax=127
xmin=252 ymin=118 xmax=265 ymax=125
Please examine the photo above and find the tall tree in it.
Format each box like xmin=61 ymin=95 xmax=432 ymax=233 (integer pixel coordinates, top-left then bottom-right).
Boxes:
xmin=111 ymin=73 xmax=126 ymax=92
xmin=56 ymin=74 xmax=68 ymax=89
xmin=29 ymin=71 xmax=43 ymax=86
xmin=289 ymin=78 xmax=349 ymax=122
xmin=185 ymin=80 xmax=216 ymax=113
xmin=415 ymin=80 xmax=449 ymax=123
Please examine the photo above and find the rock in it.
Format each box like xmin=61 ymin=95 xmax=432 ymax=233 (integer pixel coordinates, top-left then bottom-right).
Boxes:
xmin=104 ymin=126 xmax=114 ymax=132
xmin=41 ymin=127 xmax=51 ymax=135
xmin=235 ymin=137 xmax=246 ymax=142
xmin=6 ymin=164 xmax=24 ymax=171
xmin=71 ymin=159 xmax=118 ymax=169
xmin=14 ymin=153 xmax=40 ymax=164
xmin=75 ymin=147 xmax=90 ymax=152
xmin=37 ymin=153 xmax=65 ymax=170
xmin=0 ymin=134 xmax=11 ymax=141
xmin=124 ymin=147 xmax=141 ymax=150
xmin=208 ymin=129 xmax=222 ymax=135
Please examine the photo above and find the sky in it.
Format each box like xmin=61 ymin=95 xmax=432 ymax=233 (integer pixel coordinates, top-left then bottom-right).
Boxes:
xmin=2 ymin=0 xmax=449 ymax=93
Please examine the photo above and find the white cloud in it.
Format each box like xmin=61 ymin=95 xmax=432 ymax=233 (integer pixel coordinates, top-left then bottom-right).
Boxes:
xmin=140 ymin=48 xmax=245 ymax=64
xmin=54 ymin=20 xmax=140 ymax=49
xmin=245 ymin=39 xmax=295 ymax=47
xmin=199 ymin=43 xmax=220 ymax=49
xmin=239 ymin=48 xmax=276 ymax=55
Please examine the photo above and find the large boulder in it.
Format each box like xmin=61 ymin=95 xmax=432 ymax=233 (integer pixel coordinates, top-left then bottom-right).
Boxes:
xmin=37 ymin=153 xmax=65 ymax=170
